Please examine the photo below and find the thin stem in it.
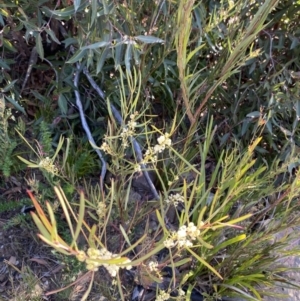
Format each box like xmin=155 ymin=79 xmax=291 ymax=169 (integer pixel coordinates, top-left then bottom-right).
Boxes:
xmin=73 ymin=63 xmax=107 ymax=189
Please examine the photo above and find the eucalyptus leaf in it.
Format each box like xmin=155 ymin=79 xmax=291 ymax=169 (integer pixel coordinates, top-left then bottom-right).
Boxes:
xmin=67 ymin=48 xmax=87 ymax=63
xmin=91 ymin=0 xmax=98 ymax=26
xmin=246 ymin=111 xmax=261 ymax=118
xmin=36 ymin=34 xmax=44 ymax=60
xmin=74 ymin=0 xmax=81 ymax=12
xmin=295 ymin=100 xmax=300 ymax=120
xmin=58 ymin=94 xmax=68 ymax=115
xmin=63 ymin=38 xmax=78 ymax=48
xmin=125 ymin=44 xmax=132 ymax=71
xmin=96 ymin=47 xmax=111 ymax=74
xmin=3 ymin=38 xmax=17 ymax=52
xmin=134 ymin=35 xmax=164 ymax=44
xmin=4 ymin=95 xmax=26 ymax=115
xmin=45 ymin=28 xmax=61 ymax=44
xmin=81 ymin=41 xmax=111 ymax=50
xmin=0 ymin=58 xmax=10 ymax=70
xmin=2 ymin=79 xmax=18 ymax=92
xmin=0 ymin=14 xmax=4 ymax=26
xmin=41 ymin=1 xmax=89 ymax=19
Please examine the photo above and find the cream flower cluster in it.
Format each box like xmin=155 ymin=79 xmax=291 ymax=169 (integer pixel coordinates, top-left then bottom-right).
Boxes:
xmin=154 ymin=133 xmax=172 ymax=153
xmin=76 ymin=247 xmax=132 ymax=277
xmin=100 ymin=112 xmax=139 ymax=152
xmin=100 ymin=141 xmax=113 ymax=154
xmin=155 ymin=290 xmax=170 ymax=301
xmin=148 ymin=260 xmax=159 ymax=272
xmin=142 ymin=133 xmax=172 ymax=165
xmin=38 ymin=157 xmax=58 ymax=174
xmin=165 ymin=193 xmax=184 ymax=207
xmin=164 ymin=222 xmax=200 ymax=249
xmin=96 ymin=201 xmax=106 ymax=219
xmin=155 ymin=288 xmax=185 ymax=301
xmin=120 ymin=112 xmax=139 ymax=148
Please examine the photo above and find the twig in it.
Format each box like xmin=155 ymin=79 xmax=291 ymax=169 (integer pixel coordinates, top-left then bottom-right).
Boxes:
xmin=83 ymin=68 xmax=160 ymax=200
xmin=249 ymin=189 xmax=290 ymax=230
xmin=262 ymin=30 xmax=275 ymax=72
xmin=73 ymin=63 xmax=107 ymax=188
xmin=21 ymin=47 xmax=38 ymax=94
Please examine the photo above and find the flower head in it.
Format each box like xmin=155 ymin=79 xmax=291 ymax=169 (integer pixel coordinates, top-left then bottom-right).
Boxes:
xmin=84 ymin=247 xmax=132 ymax=276
xmin=155 ymin=290 xmax=170 ymax=301
xmin=163 ymin=222 xmax=200 ymax=249
xmin=157 ymin=133 xmax=171 ymax=146
xmin=165 ymin=193 xmax=184 ymax=207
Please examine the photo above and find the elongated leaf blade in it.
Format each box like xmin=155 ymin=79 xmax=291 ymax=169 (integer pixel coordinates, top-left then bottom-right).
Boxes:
xmin=187 ymin=247 xmax=223 ymax=279
xmin=134 ymin=35 xmax=164 ymax=44
xmin=74 ymin=0 xmax=81 ymax=12
xmin=81 ymin=41 xmax=110 ymax=50
xmin=67 ymin=49 xmax=87 ymax=63
xmin=36 ymin=34 xmax=44 ymax=60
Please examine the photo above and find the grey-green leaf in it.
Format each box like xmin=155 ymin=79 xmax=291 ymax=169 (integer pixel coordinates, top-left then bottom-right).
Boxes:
xmin=4 ymin=95 xmax=26 ymax=115
xmin=2 ymin=79 xmax=18 ymax=92
xmin=45 ymin=28 xmax=61 ymax=45
xmin=81 ymin=41 xmax=111 ymax=50
xmin=41 ymin=1 xmax=89 ymax=19
xmin=58 ymin=94 xmax=68 ymax=115
xmin=74 ymin=0 xmax=81 ymax=12
xmin=36 ymin=34 xmax=44 ymax=60
xmin=67 ymin=49 xmax=87 ymax=63
xmin=246 ymin=111 xmax=261 ymax=118
xmin=296 ymin=100 xmax=300 ymax=120
xmin=134 ymin=35 xmax=164 ymax=44
xmin=0 ymin=58 xmax=11 ymax=70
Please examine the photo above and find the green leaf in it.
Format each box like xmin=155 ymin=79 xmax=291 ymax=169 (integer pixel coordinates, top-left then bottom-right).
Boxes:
xmin=0 ymin=58 xmax=11 ymax=70
xmin=113 ymin=42 xmax=124 ymax=69
xmin=81 ymin=41 xmax=111 ymax=50
xmin=74 ymin=0 xmax=81 ymax=12
xmin=72 ymin=190 xmax=85 ymax=248
xmin=0 ymin=8 xmax=9 ymax=17
xmin=67 ymin=48 xmax=87 ymax=63
xmin=213 ymin=234 xmax=246 ymax=253
xmin=31 ymin=212 xmax=51 ymax=241
xmin=58 ymin=94 xmax=68 ymax=115
xmin=91 ymin=0 xmax=98 ymax=26
xmin=17 ymin=156 xmax=39 ymax=168
xmin=31 ymin=90 xmax=49 ymax=103
xmin=36 ymin=34 xmax=44 ymax=60
xmin=45 ymin=28 xmax=61 ymax=45
xmin=3 ymin=38 xmax=17 ymax=52
xmin=0 ymin=14 xmax=4 ymax=26
xmin=4 ymin=95 xmax=26 ymax=115
xmin=187 ymin=44 xmax=205 ymax=64
xmin=41 ymin=1 xmax=89 ymax=19
xmin=63 ymin=38 xmax=78 ymax=48
xmin=2 ymin=79 xmax=18 ymax=92
xmin=187 ymin=247 xmax=223 ymax=279
xmin=296 ymin=100 xmax=300 ymax=120
xmin=125 ymin=44 xmax=132 ymax=71
xmin=96 ymin=47 xmax=110 ymax=74
xmin=134 ymin=35 xmax=164 ymax=44
xmin=246 ymin=111 xmax=261 ymax=118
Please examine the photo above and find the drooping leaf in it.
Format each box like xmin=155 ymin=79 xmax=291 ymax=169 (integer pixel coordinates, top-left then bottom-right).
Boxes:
xmin=81 ymin=41 xmax=111 ymax=50
xmin=36 ymin=34 xmax=44 ymax=60
xmin=74 ymin=0 xmax=81 ymax=12
xmin=134 ymin=35 xmax=164 ymax=44
xmin=58 ymin=94 xmax=68 ymax=115
xmin=67 ymin=48 xmax=87 ymax=63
